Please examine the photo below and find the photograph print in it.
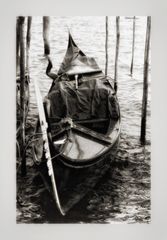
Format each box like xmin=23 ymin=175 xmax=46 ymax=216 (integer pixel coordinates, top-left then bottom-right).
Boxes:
xmin=16 ymin=16 xmax=151 ymax=223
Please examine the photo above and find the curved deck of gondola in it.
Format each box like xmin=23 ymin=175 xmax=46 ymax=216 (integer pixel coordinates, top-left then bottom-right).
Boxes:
xmin=49 ymin=118 xmax=120 ymax=168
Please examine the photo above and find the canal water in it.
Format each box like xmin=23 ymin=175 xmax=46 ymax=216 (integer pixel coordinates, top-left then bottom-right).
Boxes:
xmin=16 ymin=16 xmax=151 ymax=223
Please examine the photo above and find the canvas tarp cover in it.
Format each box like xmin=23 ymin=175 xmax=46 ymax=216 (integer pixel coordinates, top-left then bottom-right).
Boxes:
xmin=47 ymin=78 xmax=119 ymax=121
xmin=58 ymin=55 xmax=102 ymax=76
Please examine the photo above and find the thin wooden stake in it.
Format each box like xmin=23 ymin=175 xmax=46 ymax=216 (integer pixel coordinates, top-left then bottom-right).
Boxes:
xmin=140 ymin=16 xmax=151 ymax=145
xmin=114 ymin=16 xmax=120 ymax=92
xmin=16 ymin=18 xmax=20 ymax=73
xmin=105 ymin=16 xmax=108 ymax=76
xmin=130 ymin=16 xmax=136 ymax=75
xmin=43 ymin=16 xmax=50 ymax=55
xmin=19 ymin=17 xmax=26 ymax=175
xmin=26 ymin=16 xmax=32 ymax=74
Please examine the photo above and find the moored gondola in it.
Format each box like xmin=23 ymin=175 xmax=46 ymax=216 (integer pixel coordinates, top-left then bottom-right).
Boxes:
xmin=32 ymin=33 xmax=121 ymax=215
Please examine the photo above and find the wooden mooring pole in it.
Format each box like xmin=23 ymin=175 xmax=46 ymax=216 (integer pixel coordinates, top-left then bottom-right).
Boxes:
xmin=26 ymin=16 xmax=32 ymax=74
xmin=105 ymin=16 xmax=108 ymax=76
xmin=19 ymin=17 xmax=27 ymax=176
xmin=114 ymin=16 xmax=120 ymax=93
xmin=140 ymin=16 xmax=151 ymax=145
xmin=43 ymin=16 xmax=50 ymax=55
xmin=130 ymin=16 xmax=136 ymax=75
xmin=16 ymin=18 xmax=20 ymax=72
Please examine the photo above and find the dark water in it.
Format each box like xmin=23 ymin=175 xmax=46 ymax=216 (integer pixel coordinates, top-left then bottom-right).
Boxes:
xmin=17 ymin=16 xmax=151 ymax=223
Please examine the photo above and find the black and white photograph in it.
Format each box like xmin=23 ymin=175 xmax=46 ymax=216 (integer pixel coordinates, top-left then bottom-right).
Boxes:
xmin=16 ymin=16 xmax=151 ymax=224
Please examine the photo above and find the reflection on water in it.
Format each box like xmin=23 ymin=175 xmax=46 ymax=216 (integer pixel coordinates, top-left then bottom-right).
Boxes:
xmin=17 ymin=16 xmax=151 ymax=223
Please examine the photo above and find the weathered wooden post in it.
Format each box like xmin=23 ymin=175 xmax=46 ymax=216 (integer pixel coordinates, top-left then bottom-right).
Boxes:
xmin=19 ymin=16 xmax=26 ymax=176
xmin=43 ymin=16 xmax=50 ymax=55
xmin=105 ymin=16 xmax=108 ymax=76
xmin=130 ymin=16 xmax=136 ymax=75
xmin=114 ymin=16 xmax=120 ymax=92
xmin=26 ymin=16 xmax=32 ymax=74
xmin=16 ymin=18 xmax=20 ymax=73
xmin=140 ymin=16 xmax=151 ymax=145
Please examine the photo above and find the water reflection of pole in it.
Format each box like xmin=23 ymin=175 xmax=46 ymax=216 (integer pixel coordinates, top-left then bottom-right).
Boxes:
xmin=19 ymin=17 xmax=26 ymax=175
xmin=130 ymin=16 xmax=136 ymax=76
xmin=114 ymin=16 xmax=120 ymax=93
xmin=26 ymin=16 xmax=32 ymax=74
xmin=140 ymin=16 xmax=151 ymax=145
xmin=43 ymin=16 xmax=50 ymax=55
xmin=105 ymin=16 xmax=108 ymax=76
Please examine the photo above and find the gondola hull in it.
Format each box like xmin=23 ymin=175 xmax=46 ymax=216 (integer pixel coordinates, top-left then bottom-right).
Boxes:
xmin=32 ymin=133 xmax=120 ymax=213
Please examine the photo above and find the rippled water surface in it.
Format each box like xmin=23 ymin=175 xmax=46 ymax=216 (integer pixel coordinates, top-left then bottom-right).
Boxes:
xmin=17 ymin=16 xmax=151 ymax=223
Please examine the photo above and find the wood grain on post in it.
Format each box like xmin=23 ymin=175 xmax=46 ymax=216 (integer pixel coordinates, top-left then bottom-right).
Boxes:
xmin=26 ymin=16 xmax=32 ymax=73
xmin=105 ymin=16 xmax=108 ymax=76
xmin=140 ymin=16 xmax=151 ymax=145
xmin=43 ymin=16 xmax=50 ymax=55
xmin=19 ymin=16 xmax=26 ymax=175
xmin=130 ymin=16 xmax=136 ymax=75
xmin=114 ymin=16 xmax=120 ymax=93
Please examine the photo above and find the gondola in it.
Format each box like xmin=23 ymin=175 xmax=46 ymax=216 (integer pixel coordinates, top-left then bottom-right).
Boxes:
xmin=32 ymin=33 xmax=121 ymax=215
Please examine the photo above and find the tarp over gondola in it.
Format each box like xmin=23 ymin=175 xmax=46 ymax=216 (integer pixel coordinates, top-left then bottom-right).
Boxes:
xmin=48 ymin=33 xmax=119 ymax=124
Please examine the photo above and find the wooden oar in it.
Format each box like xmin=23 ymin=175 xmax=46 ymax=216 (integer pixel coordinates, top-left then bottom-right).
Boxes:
xmin=34 ymin=79 xmax=65 ymax=216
